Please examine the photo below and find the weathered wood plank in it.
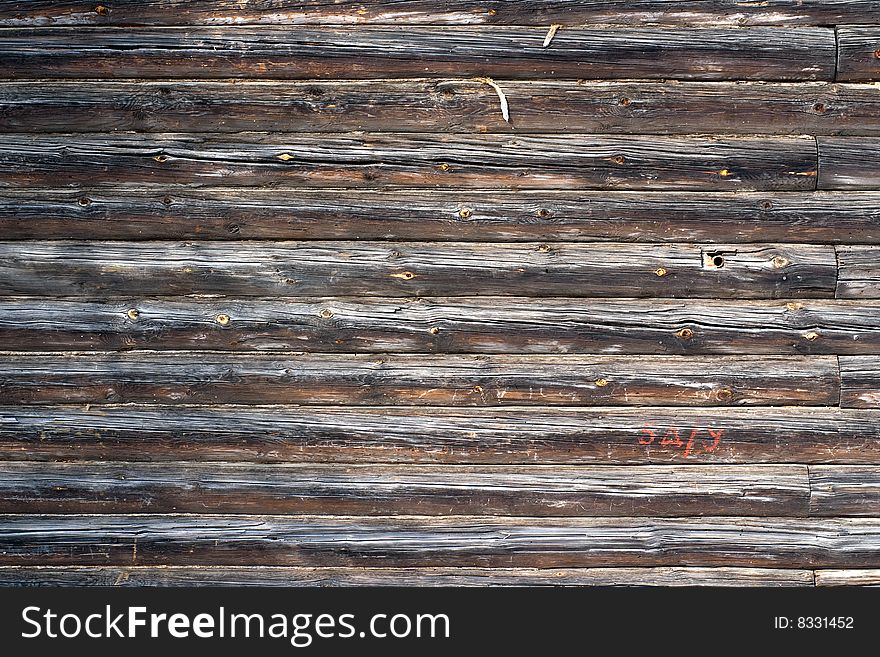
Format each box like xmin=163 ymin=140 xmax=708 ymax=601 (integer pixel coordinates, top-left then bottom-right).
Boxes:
xmin=0 ymin=515 xmax=877 ymax=567
xmin=0 ymin=566 xmax=816 ymax=587
xmin=0 ymin=1 xmax=875 ymax=27
xmin=0 ymin=134 xmax=820 ymax=191
xmin=0 ymin=463 xmax=810 ymax=516
xmin=0 ymin=353 xmax=838 ymax=407
xmin=5 ymin=81 xmax=880 ymax=136
xmin=815 ymin=570 xmax=880 ymax=586
xmin=0 ymin=405 xmax=876 ymax=464
xmin=0 ymin=298 xmax=873 ymax=354
xmin=7 ymin=189 xmax=880 ymax=243
xmin=836 ymin=246 xmax=880 ymax=298
xmin=0 ymin=242 xmax=837 ymax=299
xmin=818 ymin=137 xmax=880 ymax=190
xmin=836 ymin=27 xmax=880 ymax=82
xmin=809 ymin=466 xmax=880 ymax=517
xmin=840 ymin=356 xmax=880 ymax=407
xmin=0 ymin=27 xmax=836 ymax=81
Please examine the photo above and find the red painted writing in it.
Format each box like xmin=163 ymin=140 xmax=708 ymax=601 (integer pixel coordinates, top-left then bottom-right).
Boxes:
xmin=639 ymin=425 xmax=724 ymax=459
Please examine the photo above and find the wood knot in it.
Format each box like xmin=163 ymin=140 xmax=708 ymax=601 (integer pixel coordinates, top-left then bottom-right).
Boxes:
xmin=215 ymin=314 xmax=230 ymax=326
xmin=714 ymin=388 xmax=734 ymax=402
xmin=812 ymin=102 xmax=827 ymax=114
xmin=472 ymin=385 xmax=483 ymax=393
xmin=802 ymin=331 xmax=820 ymax=341
xmin=785 ymin=302 xmax=803 ymax=312
xmin=654 ymin=267 xmax=668 ymax=277
xmin=874 ymin=48 xmax=880 ymax=59
xmin=537 ymin=244 xmax=552 ymax=253
xmin=162 ymin=196 xmax=173 ymax=205
xmin=536 ymin=208 xmax=553 ymax=219
xmin=618 ymin=97 xmax=631 ymax=107
xmin=458 ymin=208 xmax=473 ymax=219
xmin=759 ymin=200 xmax=773 ymax=210
xmin=438 ymin=163 xmax=450 ymax=172
xmin=772 ymin=255 xmax=789 ymax=269
xmin=277 ymin=153 xmax=294 ymax=161
xmin=718 ymin=169 xmax=732 ymax=177
xmin=319 ymin=309 xmax=334 ymax=319
xmin=676 ymin=327 xmax=694 ymax=340
xmin=391 ymin=271 xmax=416 ymax=280
xmin=611 ymin=155 xmax=626 ymax=165
xmin=77 ymin=197 xmax=91 ymax=206
xmin=153 ymin=154 xmax=168 ymax=163
xmin=95 ymin=4 xmax=109 ymax=15
xmin=126 ymin=308 xmax=139 ymax=321
xmin=429 ymin=327 xmax=441 ymax=335
xmin=594 ymin=378 xmax=609 ymax=387
xmin=487 ymin=8 xmax=497 ymax=15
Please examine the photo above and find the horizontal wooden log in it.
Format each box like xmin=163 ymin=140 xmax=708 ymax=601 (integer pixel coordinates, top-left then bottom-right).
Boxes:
xmin=0 ymin=298 xmax=875 ymax=354
xmin=0 ymin=353 xmax=838 ymax=407
xmin=0 ymin=1 xmax=877 ymax=27
xmin=0 ymin=133 xmax=820 ymax=191
xmin=0 ymin=463 xmax=810 ymax=516
xmin=0 ymin=515 xmax=877 ymax=567
xmin=0 ymin=566 xmax=816 ymax=587
xmin=815 ymin=570 xmax=880 ymax=586
xmin=0 ymin=241 xmax=837 ymax=299
xmin=840 ymin=356 xmax=880 ymax=407
xmin=835 ymin=27 xmax=880 ymax=82
xmin=836 ymin=246 xmax=880 ymax=298
xmin=0 ymin=27 xmax=836 ymax=81
xmin=817 ymin=137 xmax=880 ymax=190
xmin=0 ymin=405 xmax=876 ymax=464
xmin=5 ymin=81 xmax=880 ymax=136
xmin=809 ymin=466 xmax=880 ymax=516
xmin=7 ymin=189 xmax=880 ymax=243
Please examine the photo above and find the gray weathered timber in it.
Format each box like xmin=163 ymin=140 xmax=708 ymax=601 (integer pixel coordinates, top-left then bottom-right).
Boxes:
xmin=0 ymin=515 xmax=877 ymax=567
xmin=0 ymin=1 xmax=875 ymax=26
xmin=0 ymin=27 xmax=836 ymax=81
xmin=840 ymin=356 xmax=880 ymax=408
xmin=809 ymin=466 xmax=880 ymax=516
xmin=0 ymin=297 xmax=873 ymax=354
xmin=0 ymin=133 xmax=820 ymax=191
xmin=4 ymin=81 xmax=880 ymax=136
xmin=815 ymin=570 xmax=880 ymax=586
xmin=0 ymin=463 xmax=811 ymax=516
xmin=836 ymin=246 xmax=880 ymax=298
xmin=818 ymin=137 xmax=880 ymax=190
xmin=836 ymin=27 xmax=880 ymax=82
xmin=0 ymin=566 xmax=816 ymax=587
xmin=0 ymin=353 xmax=838 ymax=407
xmin=0 ymin=241 xmax=837 ymax=299
xmin=0 ymin=405 xmax=875 ymax=464
xmin=7 ymin=189 xmax=880 ymax=243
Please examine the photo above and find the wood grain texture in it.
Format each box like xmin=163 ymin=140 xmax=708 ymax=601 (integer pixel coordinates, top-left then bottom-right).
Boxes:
xmin=835 ymin=27 xmax=880 ymax=82
xmin=5 ymin=80 xmax=880 ymax=136
xmin=7 ymin=189 xmax=880 ymax=243
xmin=0 ymin=297 xmax=874 ymax=354
xmin=0 ymin=566 xmax=816 ymax=587
xmin=817 ymin=137 xmax=880 ymax=190
xmin=0 ymin=1 xmax=875 ymax=26
xmin=840 ymin=356 xmax=880 ymax=407
xmin=836 ymin=246 xmax=880 ymax=298
xmin=0 ymin=463 xmax=810 ymax=516
xmin=809 ymin=466 xmax=880 ymax=516
xmin=0 ymin=241 xmax=837 ymax=299
xmin=815 ymin=570 xmax=880 ymax=586
xmin=0 ymin=353 xmax=838 ymax=407
xmin=0 ymin=405 xmax=876 ymax=464
xmin=0 ymin=515 xmax=877 ymax=567
xmin=0 ymin=133 xmax=820 ymax=191
xmin=0 ymin=27 xmax=836 ymax=81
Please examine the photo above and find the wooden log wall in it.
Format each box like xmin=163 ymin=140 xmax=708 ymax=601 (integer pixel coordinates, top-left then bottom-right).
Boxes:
xmin=1 ymin=1 xmax=880 ymax=588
